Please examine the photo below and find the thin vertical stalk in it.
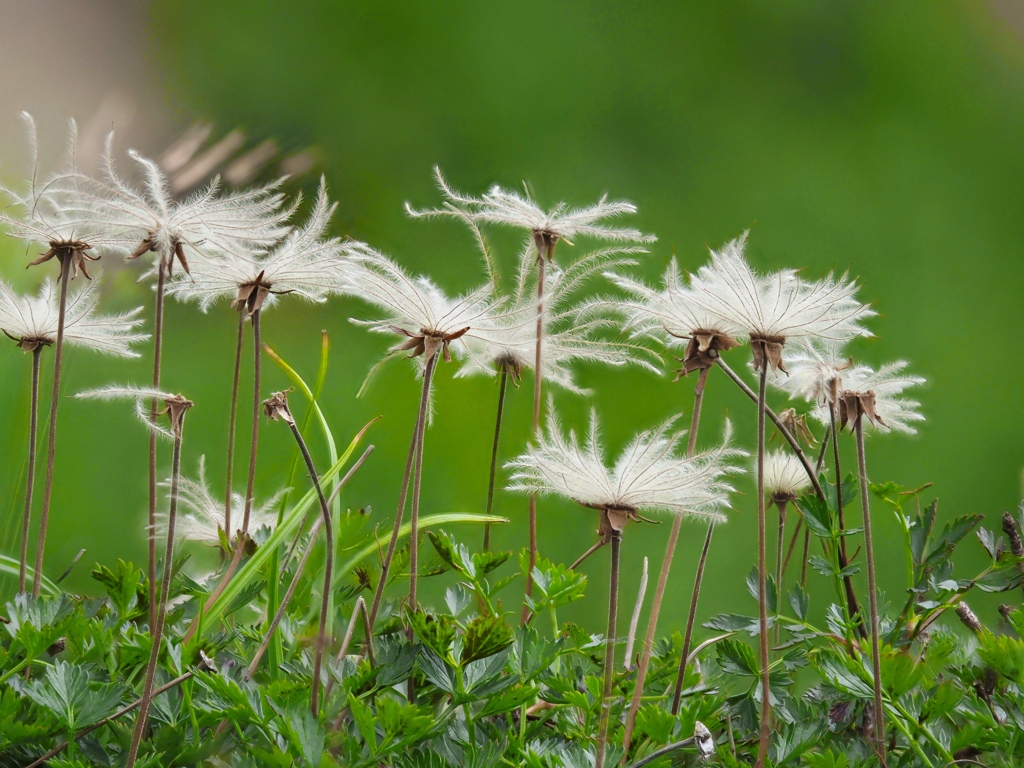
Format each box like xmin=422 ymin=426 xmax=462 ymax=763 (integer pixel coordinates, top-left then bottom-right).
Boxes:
xmin=624 ymin=365 xmax=709 ymax=747
xmin=285 ymin=416 xmax=333 ymax=716
xmin=829 ymin=404 xmax=864 ymax=638
xmin=671 ymin=519 xmax=714 ymax=715
xmin=595 ymin=528 xmax=621 ymax=768
xmin=19 ymin=347 xmax=42 ymax=593
xmin=368 ymin=348 xmax=438 ymax=627
xmin=145 ymin=265 xmax=166 ymax=626
xmin=32 ymin=260 xmax=71 ymax=598
xmin=524 ymin=253 xmax=548 ymax=620
xmin=856 ymin=419 xmax=886 ymax=765
xmin=127 ymin=409 xmax=187 ymax=767
xmin=775 ymin=501 xmax=786 ymax=643
xmin=755 ymin=366 xmax=770 ymax=768
xmin=482 ymin=365 xmax=509 ymax=551
xmin=182 ymin=310 xmax=261 ymax=643
xmin=224 ymin=311 xmax=245 ymax=536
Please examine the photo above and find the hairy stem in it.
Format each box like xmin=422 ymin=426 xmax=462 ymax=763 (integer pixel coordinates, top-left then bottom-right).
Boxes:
xmin=830 ymin=404 xmax=865 ymax=639
xmin=524 ymin=251 xmax=548 ymax=621
xmin=856 ymin=418 xmax=886 ymax=765
xmin=595 ymin=529 xmax=621 ymax=768
xmin=368 ymin=348 xmax=438 ymax=628
xmin=144 ymin=265 xmax=166 ymax=627
xmin=755 ymin=365 xmax=771 ymax=768
xmin=19 ymin=347 xmax=42 ymax=593
xmin=127 ymin=410 xmax=186 ymax=767
xmin=224 ymin=311 xmax=245 ymax=537
xmin=483 ymin=365 xmax=508 ymax=551
xmin=286 ymin=416 xmax=333 ymax=715
xmin=32 ymin=261 xmax=71 ymax=598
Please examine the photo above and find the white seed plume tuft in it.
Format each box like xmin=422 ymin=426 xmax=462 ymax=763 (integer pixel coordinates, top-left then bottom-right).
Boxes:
xmin=156 ymin=456 xmax=285 ymax=545
xmin=165 ymin=179 xmax=348 ymax=313
xmin=768 ymin=340 xmax=851 ymax=406
xmin=762 ymin=450 xmax=811 ymax=502
xmin=0 ymin=277 xmax=148 ymax=356
xmin=505 ymin=405 xmax=744 ymax=521
xmin=836 ymin=361 xmax=925 ymax=435
xmin=75 ymin=385 xmax=188 ymax=440
xmin=406 ymin=167 xmax=656 ymax=248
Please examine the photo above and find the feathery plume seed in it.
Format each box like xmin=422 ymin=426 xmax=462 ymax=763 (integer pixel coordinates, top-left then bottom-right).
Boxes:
xmin=0 ymin=277 xmax=148 ymax=356
xmin=762 ymin=450 xmax=811 ymax=505
xmin=506 ymin=404 xmax=744 ymax=534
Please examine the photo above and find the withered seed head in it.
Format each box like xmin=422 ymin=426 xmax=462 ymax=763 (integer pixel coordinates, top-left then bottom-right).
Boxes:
xmin=232 ymin=270 xmax=272 ymax=317
xmin=693 ymin=721 xmax=715 ymax=758
xmin=159 ymin=393 xmax=194 ymax=434
xmin=955 ymin=601 xmax=983 ymax=634
xmin=1001 ymin=511 xmax=1024 ymax=558
xmin=2 ymin=329 xmax=51 ymax=353
xmin=392 ymin=325 xmax=470 ymax=363
xmin=498 ymin=355 xmax=523 ymax=386
xmin=838 ymin=390 xmax=886 ymax=432
xmin=27 ymin=240 xmax=99 ymax=281
xmin=668 ymin=327 xmax=739 ymax=379
xmin=532 ymin=229 xmax=560 ymax=263
xmin=263 ymin=390 xmax=295 ymax=424
xmin=774 ymin=408 xmax=817 ymax=446
xmin=749 ymin=334 xmax=787 ymax=375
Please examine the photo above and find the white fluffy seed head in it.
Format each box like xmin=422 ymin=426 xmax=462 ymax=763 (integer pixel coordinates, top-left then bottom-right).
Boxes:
xmin=505 ymin=404 xmax=745 ymax=521
xmin=762 ymin=450 xmax=811 ymax=502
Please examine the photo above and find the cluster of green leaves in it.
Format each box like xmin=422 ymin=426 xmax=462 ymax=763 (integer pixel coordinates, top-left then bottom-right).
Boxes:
xmin=2 ymin=485 xmax=1023 ymax=766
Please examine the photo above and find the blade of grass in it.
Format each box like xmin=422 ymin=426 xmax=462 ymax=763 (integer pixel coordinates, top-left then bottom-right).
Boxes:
xmin=0 ymin=556 xmax=59 ymax=595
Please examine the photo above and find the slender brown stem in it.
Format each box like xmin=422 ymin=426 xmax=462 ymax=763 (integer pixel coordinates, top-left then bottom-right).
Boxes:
xmin=523 ymin=251 xmax=548 ymax=621
xmin=595 ymin=528 xmax=621 ymax=768
xmin=715 ymin=359 xmax=864 ymax=630
xmin=368 ymin=347 xmax=438 ymax=628
xmin=856 ymin=419 xmax=886 ymax=765
xmin=483 ymin=365 xmax=508 ymax=551
xmin=775 ymin=500 xmax=786 ymax=644
xmin=755 ymin=365 xmax=770 ymax=768
xmin=671 ymin=520 xmax=714 ymax=715
xmin=182 ymin=310 xmax=261 ymax=644
xmin=224 ymin=311 xmax=245 ymax=537
xmin=19 ymin=347 xmax=42 ymax=593
xmin=32 ymin=261 xmax=71 ymax=598
xmin=127 ymin=408 xmax=187 ymax=767
xmin=145 ymin=265 xmax=166 ymax=626
xmin=801 ymin=528 xmax=811 ymax=586
xmin=829 ymin=404 xmax=867 ymax=640
xmin=25 ymin=672 xmax=194 ymax=768
xmin=782 ymin=518 xmax=803 ymax=578
xmin=570 ymin=537 xmax=607 ymax=571
xmin=285 ymin=415 xmax=333 ymax=716
xmin=625 ymin=365 xmax=709 ymax=748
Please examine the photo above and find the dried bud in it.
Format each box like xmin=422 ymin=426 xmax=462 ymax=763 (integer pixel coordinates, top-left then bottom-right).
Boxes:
xmin=160 ymin=394 xmax=194 ymax=435
xmin=28 ymin=240 xmax=99 ymax=280
xmin=750 ymin=334 xmax=787 ymax=374
xmin=46 ymin=637 xmax=66 ymax=656
xmin=233 ymin=270 xmax=272 ymax=316
xmin=775 ymin=408 xmax=817 ymax=446
xmin=532 ymin=229 xmax=559 ymax=262
xmin=263 ymin=390 xmax=295 ymax=424
xmin=669 ymin=327 xmax=739 ymax=378
xmin=198 ymin=649 xmax=218 ymax=673
xmin=693 ymin=721 xmax=715 ymax=759
xmin=998 ymin=604 xmax=1014 ymax=621
xmin=839 ymin=389 xmax=887 ymax=432
xmin=1002 ymin=511 xmax=1024 ymax=558
xmin=955 ymin=601 xmax=983 ymax=634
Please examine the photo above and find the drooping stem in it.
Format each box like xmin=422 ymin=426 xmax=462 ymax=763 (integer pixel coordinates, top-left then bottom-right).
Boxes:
xmin=145 ymin=264 xmax=166 ymax=626
xmin=409 ymin=350 xmax=440 ymax=615
xmin=856 ymin=418 xmax=886 ymax=765
xmin=482 ymin=365 xmax=509 ymax=551
xmin=224 ymin=311 xmax=245 ymax=537
xmin=19 ymin=347 xmax=42 ymax=593
xmin=625 ymin=364 xmax=709 ymax=746
xmin=247 ymin=445 xmax=374 ymax=680
xmin=32 ymin=260 xmax=71 ymax=598
xmin=781 ymin=518 xmax=803 ymax=579
xmin=368 ymin=347 xmax=438 ymax=627
xmin=182 ymin=310 xmax=261 ymax=643
xmin=755 ymin=365 xmax=771 ymax=768
xmin=127 ymin=407 xmax=187 ymax=767
xmin=285 ymin=415 xmax=333 ymax=716
xmin=595 ymin=528 xmax=621 ymax=768
xmin=524 ymin=253 xmax=548 ymax=621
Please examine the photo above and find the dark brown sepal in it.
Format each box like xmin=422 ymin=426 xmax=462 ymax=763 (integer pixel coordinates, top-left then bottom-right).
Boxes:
xmin=157 ymin=393 xmax=194 ymax=436
xmin=750 ymin=334 xmax=787 ymax=374
xmin=263 ymin=390 xmax=295 ymax=424
xmin=532 ymin=229 xmax=559 ymax=263
xmin=128 ymin=236 xmax=155 ymax=261
xmin=669 ymin=327 xmax=739 ymax=379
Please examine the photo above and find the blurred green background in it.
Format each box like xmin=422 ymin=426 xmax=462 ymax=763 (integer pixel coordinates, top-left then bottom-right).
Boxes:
xmin=1 ymin=1 xmax=1023 ymax=634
